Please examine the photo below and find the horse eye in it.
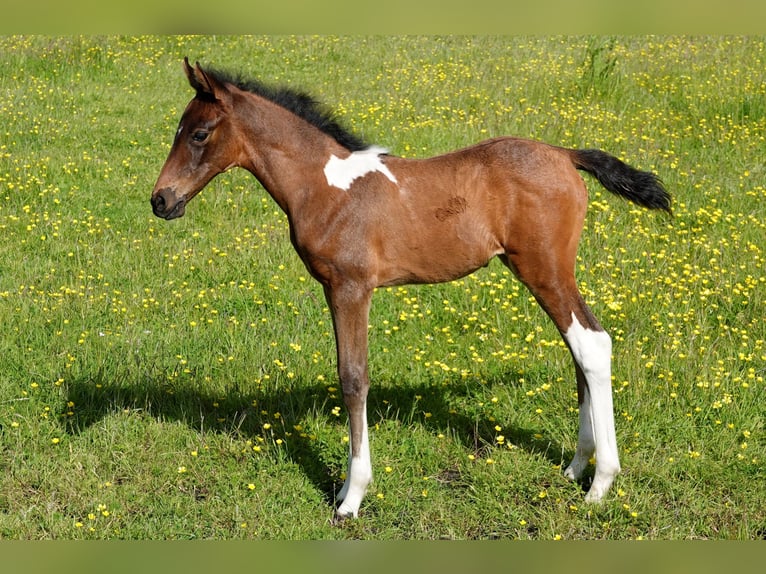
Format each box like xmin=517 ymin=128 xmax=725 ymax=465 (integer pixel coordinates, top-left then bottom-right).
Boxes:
xmin=191 ymin=130 xmax=209 ymax=143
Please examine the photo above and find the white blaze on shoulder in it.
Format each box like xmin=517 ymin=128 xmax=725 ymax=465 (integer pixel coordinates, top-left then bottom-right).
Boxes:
xmin=324 ymin=146 xmax=397 ymax=191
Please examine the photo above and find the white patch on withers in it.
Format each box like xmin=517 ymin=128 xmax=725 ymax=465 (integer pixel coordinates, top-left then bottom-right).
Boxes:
xmin=324 ymin=146 xmax=397 ymax=191
xmin=563 ymin=312 xmax=621 ymax=503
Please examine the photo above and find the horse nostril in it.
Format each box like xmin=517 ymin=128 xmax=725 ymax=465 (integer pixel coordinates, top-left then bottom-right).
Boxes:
xmin=151 ymin=187 xmax=186 ymax=220
xmin=151 ymin=194 xmax=166 ymax=212
xmin=151 ymin=187 xmax=176 ymax=214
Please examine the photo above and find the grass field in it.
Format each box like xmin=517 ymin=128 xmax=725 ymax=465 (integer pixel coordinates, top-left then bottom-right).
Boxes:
xmin=0 ymin=35 xmax=763 ymax=540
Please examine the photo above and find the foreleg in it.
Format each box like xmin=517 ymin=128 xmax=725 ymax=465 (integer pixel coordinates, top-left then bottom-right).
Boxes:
xmin=324 ymin=284 xmax=374 ymax=518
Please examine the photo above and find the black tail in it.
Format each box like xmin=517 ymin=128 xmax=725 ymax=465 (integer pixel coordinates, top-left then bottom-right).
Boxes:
xmin=572 ymin=148 xmax=671 ymax=213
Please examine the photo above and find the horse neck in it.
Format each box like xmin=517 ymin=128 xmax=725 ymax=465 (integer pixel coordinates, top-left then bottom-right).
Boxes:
xmin=233 ymin=92 xmax=343 ymax=216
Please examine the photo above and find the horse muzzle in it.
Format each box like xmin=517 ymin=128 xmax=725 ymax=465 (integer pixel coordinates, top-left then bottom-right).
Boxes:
xmin=151 ymin=187 xmax=187 ymax=220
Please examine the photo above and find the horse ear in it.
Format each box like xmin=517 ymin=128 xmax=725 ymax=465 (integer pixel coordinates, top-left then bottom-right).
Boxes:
xmin=183 ymin=57 xmax=225 ymax=101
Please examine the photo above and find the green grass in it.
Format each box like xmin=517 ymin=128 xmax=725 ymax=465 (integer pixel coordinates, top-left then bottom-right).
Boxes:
xmin=0 ymin=35 xmax=764 ymax=539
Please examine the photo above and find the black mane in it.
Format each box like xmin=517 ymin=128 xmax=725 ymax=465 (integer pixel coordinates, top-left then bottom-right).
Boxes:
xmin=206 ymin=67 xmax=369 ymax=152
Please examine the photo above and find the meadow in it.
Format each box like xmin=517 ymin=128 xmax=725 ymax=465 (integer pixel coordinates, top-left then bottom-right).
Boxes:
xmin=0 ymin=35 xmax=763 ymax=540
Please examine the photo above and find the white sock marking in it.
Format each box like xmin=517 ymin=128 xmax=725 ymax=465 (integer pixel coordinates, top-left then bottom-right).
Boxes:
xmin=563 ymin=313 xmax=620 ymax=501
xmin=564 ymin=386 xmax=595 ymax=481
xmin=336 ymin=404 xmax=372 ymax=518
xmin=324 ymin=146 xmax=397 ymax=191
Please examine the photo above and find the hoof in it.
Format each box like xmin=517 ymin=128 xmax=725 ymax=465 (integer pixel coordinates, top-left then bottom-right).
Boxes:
xmin=332 ymin=506 xmax=357 ymax=525
xmin=584 ymin=490 xmax=605 ymax=504
xmin=563 ymin=466 xmax=578 ymax=481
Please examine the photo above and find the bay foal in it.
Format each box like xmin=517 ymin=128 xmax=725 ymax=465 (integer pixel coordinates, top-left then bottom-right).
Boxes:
xmin=152 ymin=59 xmax=671 ymax=519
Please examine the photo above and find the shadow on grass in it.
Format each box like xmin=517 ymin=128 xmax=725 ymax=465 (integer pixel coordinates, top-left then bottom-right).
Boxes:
xmin=62 ymin=365 xmax=580 ymax=511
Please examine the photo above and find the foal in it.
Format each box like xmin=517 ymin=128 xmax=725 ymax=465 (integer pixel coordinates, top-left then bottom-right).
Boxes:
xmin=152 ymin=59 xmax=671 ymax=519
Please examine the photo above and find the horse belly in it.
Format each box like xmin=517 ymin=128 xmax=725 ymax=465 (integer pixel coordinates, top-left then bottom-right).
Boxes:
xmin=376 ymin=220 xmax=502 ymax=286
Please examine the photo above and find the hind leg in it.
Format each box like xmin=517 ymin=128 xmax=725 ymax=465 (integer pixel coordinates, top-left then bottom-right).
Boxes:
xmin=563 ymin=365 xmax=595 ymax=482
xmin=502 ymin=253 xmax=620 ymax=502
xmin=560 ymin=308 xmax=620 ymax=501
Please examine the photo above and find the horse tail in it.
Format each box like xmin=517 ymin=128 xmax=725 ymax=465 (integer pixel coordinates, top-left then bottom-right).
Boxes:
xmin=571 ymin=148 xmax=671 ymax=213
